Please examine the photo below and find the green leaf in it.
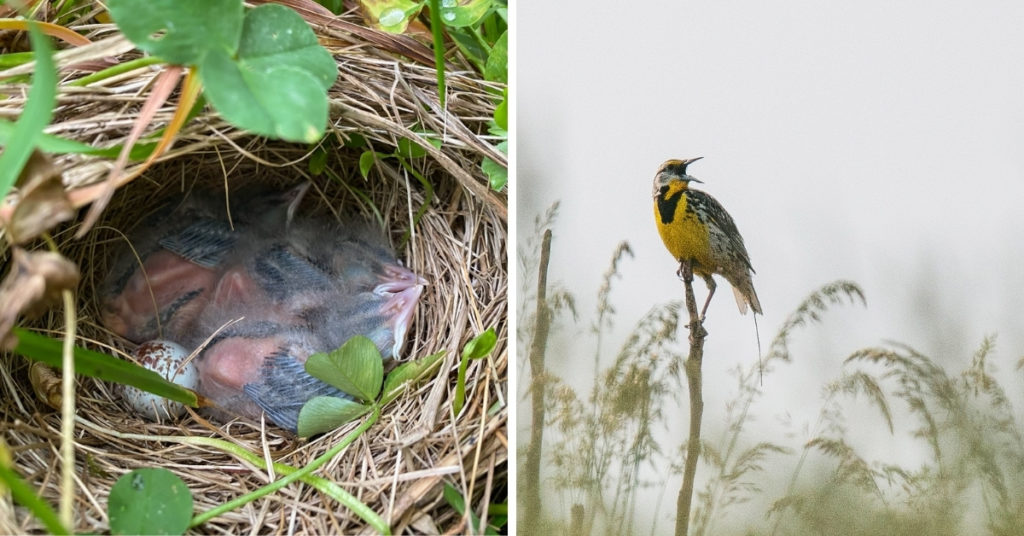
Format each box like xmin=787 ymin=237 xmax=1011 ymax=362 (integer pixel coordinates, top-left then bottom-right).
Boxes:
xmin=443 ymin=482 xmax=466 ymax=512
xmin=488 ymin=502 xmax=508 ymax=517
xmin=345 ymin=133 xmax=367 ymax=148
xmin=200 ymin=50 xmax=327 ymax=143
xmin=493 ymin=88 xmax=507 ymax=130
xmin=483 ymin=30 xmax=506 ymax=83
xmin=462 ymin=328 xmax=497 ymax=360
xmin=0 ymin=22 xmax=56 ymax=202
xmin=442 ymin=482 xmax=501 ymax=534
xmin=87 ymin=141 xmax=160 ymax=161
xmin=480 ymin=7 xmax=507 ymax=42
xmin=455 ymin=328 xmax=496 ymax=415
xmin=108 ymin=468 xmax=193 ymax=536
xmin=486 ymin=502 xmax=508 ymax=534
xmin=296 ymin=396 xmax=372 ymax=437
xmin=443 ymin=482 xmax=486 ymax=533
xmin=236 ymin=4 xmax=338 ymax=92
xmin=381 ymin=350 xmax=446 ymax=405
xmin=116 ymin=2 xmax=337 ymax=143
xmin=438 ymin=0 xmax=493 ymax=28
xmin=488 ymin=123 xmax=507 ymax=138
xmin=446 ymin=26 xmax=488 ymax=67
xmin=359 ymin=150 xmax=376 ymax=178
xmin=396 ymin=133 xmax=442 ymax=159
xmin=305 ymin=336 xmax=384 ymax=402
xmin=315 ymin=0 xmax=345 ymax=14
xmin=361 ymin=0 xmax=424 ymax=33
xmin=396 ymin=137 xmax=426 ymax=159
xmin=309 ymin=145 xmax=328 ymax=175
xmin=481 ymin=148 xmax=506 ymax=191
xmin=12 ymin=329 xmax=198 ymax=407
xmin=487 ymin=398 xmax=503 ymax=416
xmin=106 ymin=0 xmax=244 ymax=65
xmin=0 ymin=465 xmax=67 ymax=535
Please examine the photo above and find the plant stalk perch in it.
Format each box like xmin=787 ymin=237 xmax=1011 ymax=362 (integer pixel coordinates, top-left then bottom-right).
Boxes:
xmin=522 ymin=228 xmax=553 ymax=533
xmin=675 ymin=260 xmax=706 ymax=536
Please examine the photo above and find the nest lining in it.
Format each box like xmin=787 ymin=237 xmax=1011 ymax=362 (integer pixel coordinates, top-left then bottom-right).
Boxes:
xmin=0 ymin=7 xmax=507 ymax=534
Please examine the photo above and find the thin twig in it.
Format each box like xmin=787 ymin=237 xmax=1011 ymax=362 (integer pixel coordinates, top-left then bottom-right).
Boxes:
xmin=523 ymin=229 xmax=553 ymax=532
xmin=675 ymin=260 xmax=706 ymax=536
xmin=59 ymin=288 xmax=76 ymax=529
xmin=40 ymin=229 xmax=78 ymax=530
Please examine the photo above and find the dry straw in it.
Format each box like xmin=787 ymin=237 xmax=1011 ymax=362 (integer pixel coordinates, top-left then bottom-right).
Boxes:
xmin=0 ymin=2 xmax=507 ymax=533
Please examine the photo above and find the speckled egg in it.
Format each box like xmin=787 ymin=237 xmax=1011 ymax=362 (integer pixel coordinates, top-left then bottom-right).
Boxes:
xmin=121 ymin=340 xmax=199 ymax=420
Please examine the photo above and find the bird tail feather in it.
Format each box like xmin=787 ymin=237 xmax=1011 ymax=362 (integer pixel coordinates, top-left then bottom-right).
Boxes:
xmin=732 ymin=283 xmax=762 ymax=315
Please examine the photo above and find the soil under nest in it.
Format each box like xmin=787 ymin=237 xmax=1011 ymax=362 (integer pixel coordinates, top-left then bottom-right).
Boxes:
xmin=0 ymin=6 xmax=508 ymax=533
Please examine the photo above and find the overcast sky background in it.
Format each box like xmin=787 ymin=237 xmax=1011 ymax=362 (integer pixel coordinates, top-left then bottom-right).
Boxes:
xmin=517 ymin=1 xmax=1024 ymax=532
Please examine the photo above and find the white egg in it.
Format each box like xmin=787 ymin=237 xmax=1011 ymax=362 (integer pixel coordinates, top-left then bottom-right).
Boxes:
xmin=121 ymin=340 xmax=199 ymax=421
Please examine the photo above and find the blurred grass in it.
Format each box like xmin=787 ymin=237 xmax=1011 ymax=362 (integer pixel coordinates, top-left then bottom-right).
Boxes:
xmin=518 ymin=220 xmax=1024 ymax=535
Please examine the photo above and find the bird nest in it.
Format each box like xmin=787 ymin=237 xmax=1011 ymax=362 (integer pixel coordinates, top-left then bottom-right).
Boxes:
xmin=0 ymin=3 xmax=507 ymax=534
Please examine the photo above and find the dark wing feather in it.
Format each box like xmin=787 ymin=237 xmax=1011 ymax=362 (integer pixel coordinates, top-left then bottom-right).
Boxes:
xmin=242 ymin=352 xmax=352 ymax=432
xmin=159 ymin=218 xmax=238 ymax=268
xmin=687 ymin=190 xmax=755 ymax=272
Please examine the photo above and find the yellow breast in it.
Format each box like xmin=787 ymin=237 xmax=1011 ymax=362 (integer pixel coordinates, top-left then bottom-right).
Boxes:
xmin=654 ymin=183 xmax=713 ymax=269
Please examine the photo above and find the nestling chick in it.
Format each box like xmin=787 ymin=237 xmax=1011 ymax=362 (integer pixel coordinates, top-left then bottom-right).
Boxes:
xmin=100 ymin=194 xmax=233 ymax=342
xmin=187 ymin=214 xmax=424 ymax=429
xmin=101 ymin=184 xmax=425 ymax=432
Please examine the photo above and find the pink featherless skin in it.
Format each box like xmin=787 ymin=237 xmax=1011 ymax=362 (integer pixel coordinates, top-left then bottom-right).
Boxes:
xmin=101 ymin=184 xmax=426 ymax=432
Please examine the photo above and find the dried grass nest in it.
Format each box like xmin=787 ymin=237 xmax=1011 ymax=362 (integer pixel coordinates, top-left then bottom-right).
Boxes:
xmin=0 ymin=4 xmax=507 ymax=534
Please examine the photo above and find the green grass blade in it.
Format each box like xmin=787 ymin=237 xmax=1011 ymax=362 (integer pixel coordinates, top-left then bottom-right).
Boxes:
xmin=427 ymin=0 xmax=447 ymax=107
xmin=0 ymin=22 xmax=57 ymax=200
xmin=0 ymin=119 xmax=161 ymax=159
xmin=0 ymin=465 xmax=69 ymax=535
xmin=12 ymin=329 xmax=198 ymax=407
xmin=69 ymin=56 xmax=164 ymax=87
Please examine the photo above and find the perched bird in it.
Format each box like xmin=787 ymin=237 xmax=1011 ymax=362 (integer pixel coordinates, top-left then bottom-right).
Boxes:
xmin=652 ymin=157 xmax=761 ymax=317
xmin=101 ymin=184 xmax=425 ymax=432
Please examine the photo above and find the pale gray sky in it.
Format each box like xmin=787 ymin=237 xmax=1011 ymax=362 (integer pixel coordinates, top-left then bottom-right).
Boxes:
xmin=518 ymin=0 xmax=1024 ymax=532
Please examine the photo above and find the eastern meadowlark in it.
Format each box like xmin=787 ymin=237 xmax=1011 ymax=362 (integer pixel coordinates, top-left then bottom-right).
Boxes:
xmin=653 ymin=157 xmax=762 ymax=318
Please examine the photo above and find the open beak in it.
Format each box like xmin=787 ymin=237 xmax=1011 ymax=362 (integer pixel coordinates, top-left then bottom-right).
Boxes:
xmin=683 ymin=156 xmax=704 ymax=166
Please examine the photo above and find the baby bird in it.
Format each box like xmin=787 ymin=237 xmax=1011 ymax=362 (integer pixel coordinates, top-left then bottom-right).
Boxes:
xmin=101 ymin=184 xmax=425 ymax=432
xmin=187 ymin=215 xmax=424 ymax=429
xmin=101 ymin=249 xmax=218 ymax=342
xmin=101 ymin=184 xmax=309 ymax=342
xmin=100 ymin=194 xmax=233 ymax=342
